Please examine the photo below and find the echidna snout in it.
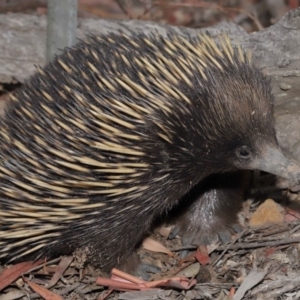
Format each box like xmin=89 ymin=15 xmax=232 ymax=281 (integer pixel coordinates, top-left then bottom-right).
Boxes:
xmin=248 ymin=146 xmax=300 ymax=183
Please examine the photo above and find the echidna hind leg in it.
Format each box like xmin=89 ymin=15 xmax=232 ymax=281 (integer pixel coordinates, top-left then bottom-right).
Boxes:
xmin=170 ymin=171 xmax=250 ymax=246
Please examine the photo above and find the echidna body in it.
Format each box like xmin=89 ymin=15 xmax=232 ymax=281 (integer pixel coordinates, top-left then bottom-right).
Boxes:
xmin=0 ymin=32 xmax=299 ymax=271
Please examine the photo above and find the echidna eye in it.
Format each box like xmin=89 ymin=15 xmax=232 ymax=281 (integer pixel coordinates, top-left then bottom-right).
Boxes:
xmin=236 ymin=145 xmax=251 ymax=159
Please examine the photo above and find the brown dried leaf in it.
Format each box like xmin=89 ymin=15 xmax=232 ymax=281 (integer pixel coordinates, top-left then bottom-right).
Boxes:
xmin=97 ymin=268 xmax=196 ymax=291
xmin=96 ymin=277 xmax=142 ymax=291
xmin=158 ymin=225 xmax=172 ymax=237
xmin=195 ymin=245 xmax=210 ymax=265
xmin=249 ymin=198 xmax=284 ymax=227
xmin=146 ymin=276 xmax=196 ymax=290
xmin=0 ymin=260 xmax=43 ymax=291
xmin=25 ymin=278 xmax=64 ymax=300
xmin=142 ymin=237 xmax=174 ymax=257
xmin=47 ymin=256 xmax=73 ymax=288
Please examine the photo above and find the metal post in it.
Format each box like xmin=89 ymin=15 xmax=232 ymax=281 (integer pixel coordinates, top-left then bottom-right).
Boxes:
xmin=46 ymin=0 xmax=78 ymax=62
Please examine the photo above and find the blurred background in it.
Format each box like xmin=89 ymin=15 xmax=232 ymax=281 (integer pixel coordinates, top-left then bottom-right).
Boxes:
xmin=0 ymin=0 xmax=299 ymax=32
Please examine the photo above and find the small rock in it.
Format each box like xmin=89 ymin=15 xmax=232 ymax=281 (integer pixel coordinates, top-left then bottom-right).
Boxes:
xmin=279 ymin=82 xmax=292 ymax=91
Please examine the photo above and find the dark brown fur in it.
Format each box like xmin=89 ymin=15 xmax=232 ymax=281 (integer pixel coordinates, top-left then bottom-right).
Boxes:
xmin=170 ymin=171 xmax=251 ymax=246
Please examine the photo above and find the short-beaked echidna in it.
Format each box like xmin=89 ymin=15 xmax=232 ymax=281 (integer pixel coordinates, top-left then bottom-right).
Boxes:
xmin=0 ymin=32 xmax=300 ymax=272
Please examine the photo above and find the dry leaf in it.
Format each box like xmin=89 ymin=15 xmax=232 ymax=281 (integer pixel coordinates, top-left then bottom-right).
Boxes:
xmin=0 ymin=260 xmax=43 ymax=291
xmin=195 ymin=245 xmax=210 ymax=265
xmin=47 ymin=256 xmax=73 ymax=288
xmin=24 ymin=278 xmax=64 ymax=300
xmin=142 ymin=237 xmax=174 ymax=257
xmin=249 ymin=199 xmax=284 ymax=227
xmin=96 ymin=268 xmax=196 ymax=291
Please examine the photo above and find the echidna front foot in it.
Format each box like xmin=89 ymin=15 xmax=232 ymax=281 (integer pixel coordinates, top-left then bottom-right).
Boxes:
xmin=170 ymin=172 xmax=250 ymax=247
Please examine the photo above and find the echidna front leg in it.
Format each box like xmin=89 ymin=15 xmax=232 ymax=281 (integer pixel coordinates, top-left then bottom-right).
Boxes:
xmin=170 ymin=171 xmax=250 ymax=246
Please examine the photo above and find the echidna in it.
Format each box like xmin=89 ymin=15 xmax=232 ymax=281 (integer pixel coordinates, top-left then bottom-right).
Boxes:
xmin=0 ymin=32 xmax=300 ymax=272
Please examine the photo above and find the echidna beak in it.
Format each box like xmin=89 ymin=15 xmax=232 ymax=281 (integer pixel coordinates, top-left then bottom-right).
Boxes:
xmin=250 ymin=147 xmax=300 ymax=184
